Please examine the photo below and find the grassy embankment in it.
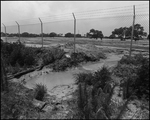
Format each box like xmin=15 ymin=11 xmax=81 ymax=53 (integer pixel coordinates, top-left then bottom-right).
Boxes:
xmin=71 ymin=53 xmax=149 ymax=119
xmin=1 ymin=40 xmax=106 ymax=119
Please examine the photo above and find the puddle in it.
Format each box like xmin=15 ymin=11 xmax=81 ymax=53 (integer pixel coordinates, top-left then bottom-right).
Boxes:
xmin=25 ymin=54 xmax=123 ymax=91
xmin=82 ymin=54 xmax=123 ymax=71
xmin=25 ymin=68 xmax=86 ymax=91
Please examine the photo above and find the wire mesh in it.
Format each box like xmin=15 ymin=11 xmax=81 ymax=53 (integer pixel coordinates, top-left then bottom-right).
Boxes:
xmin=1 ymin=4 xmax=149 ymax=45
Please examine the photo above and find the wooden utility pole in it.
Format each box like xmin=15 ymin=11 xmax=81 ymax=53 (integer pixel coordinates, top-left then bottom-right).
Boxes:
xmin=72 ymin=13 xmax=76 ymax=53
xmin=129 ymin=5 xmax=135 ymax=58
xmin=39 ymin=18 xmax=43 ymax=48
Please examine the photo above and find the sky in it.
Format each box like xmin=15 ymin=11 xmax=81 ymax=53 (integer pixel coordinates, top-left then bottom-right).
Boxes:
xmin=1 ymin=1 xmax=149 ymax=36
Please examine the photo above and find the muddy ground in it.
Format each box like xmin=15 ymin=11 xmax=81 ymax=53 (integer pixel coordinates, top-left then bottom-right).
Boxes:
xmin=10 ymin=41 xmax=149 ymax=119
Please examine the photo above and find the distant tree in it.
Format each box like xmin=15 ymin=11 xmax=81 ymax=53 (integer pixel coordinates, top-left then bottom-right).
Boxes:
xmin=109 ymin=34 xmax=115 ymax=39
xmin=76 ymin=34 xmax=82 ymax=38
xmin=57 ymin=33 xmax=63 ymax=37
xmin=112 ymin=24 xmax=147 ymax=41
xmin=1 ymin=32 xmax=5 ymax=37
xmin=42 ymin=33 xmax=49 ymax=37
xmin=49 ymin=32 xmax=57 ymax=37
xmin=65 ymin=32 xmax=74 ymax=37
xmin=87 ymin=29 xmax=104 ymax=40
xmin=21 ymin=32 xmax=29 ymax=37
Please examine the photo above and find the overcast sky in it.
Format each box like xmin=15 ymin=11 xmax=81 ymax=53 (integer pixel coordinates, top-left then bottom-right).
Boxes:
xmin=1 ymin=1 xmax=149 ymax=36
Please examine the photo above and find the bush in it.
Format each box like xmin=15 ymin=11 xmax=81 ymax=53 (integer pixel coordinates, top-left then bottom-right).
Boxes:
xmin=93 ymin=66 xmax=112 ymax=89
xmin=34 ymin=83 xmax=47 ymax=101
xmin=1 ymin=42 xmax=37 ymax=74
xmin=96 ymin=52 xmax=107 ymax=59
xmin=1 ymin=82 xmax=37 ymax=119
xmin=114 ymin=54 xmax=149 ymax=100
xmin=74 ymin=72 xmax=93 ymax=85
xmin=113 ymin=63 xmax=138 ymax=77
xmin=130 ymin=59 xmax=149 ymax=100
xmin=42 ymin=52 xmax=54 ymax=65
xmin=119 ymin=53 xmax=147 ymax=66
xmin=42 ymin=48 xmax=66 ymax=66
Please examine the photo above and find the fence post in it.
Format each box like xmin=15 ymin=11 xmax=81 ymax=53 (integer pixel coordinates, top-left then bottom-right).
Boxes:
xmin=129 ymin=5 xmax=135 ymax=58
xmin=2 ymin=23 xmax=7 ymax=42
xmin=15 ymin=21 xmax=21 ymax=42
xmin=72 ymin=13 xmax=76 ymax=53
xmin=39 ymin=18 xmax=43 ymax=48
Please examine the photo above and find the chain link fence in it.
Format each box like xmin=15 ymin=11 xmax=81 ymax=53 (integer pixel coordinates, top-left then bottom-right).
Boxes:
xmin=1 ymin=4 xmax=149 ymax=49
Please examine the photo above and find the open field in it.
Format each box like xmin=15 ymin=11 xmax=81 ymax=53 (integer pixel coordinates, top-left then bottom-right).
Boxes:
xmin=1 ymin=37 xmax=149 ymax=51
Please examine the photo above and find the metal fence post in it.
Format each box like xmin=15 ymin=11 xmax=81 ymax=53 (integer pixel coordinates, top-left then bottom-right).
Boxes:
xmin=2 ymin=23 xmax=7 ymax=42
xmin=72 ymin=13 xmax=76 ymax=53
xmin=15 ymin=21 xmax=21 ymax=42
xmin=129 ymin=5 xmax=135 ymax=58
xmin=39 ymin=18 xmax=43 ymax=48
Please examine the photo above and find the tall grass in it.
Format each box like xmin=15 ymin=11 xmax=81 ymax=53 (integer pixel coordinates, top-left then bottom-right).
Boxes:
xmin=34 ymin=83 xmax=47 ymax=101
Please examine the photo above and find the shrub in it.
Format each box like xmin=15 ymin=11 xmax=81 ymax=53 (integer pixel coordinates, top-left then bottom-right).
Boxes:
xmin=1 ymin=82 xmax=37 ymax=119
xmin=96 ymin=52 xmax=107 ymax=59
xmin=93 ymin=66 xmax=112 ymax=89
xmin=113 ymin=63 xmax=138 ymax=77
xmin=34 ymin=83 xmax=47 ymax=101
xmin=130 ymin=59 xmax=149 ymax=100
xmin=42 ymin=48 xmax=66 ymax=66
xmin=1 ymin=42 xmax=37 ymax=73
xmin=42 ymin=52 xmax=54 ymax=65
xmin=119 ymin=53 xmax=147 ymax=66
xmin=74 ymin=72 xmax=93 ymax=85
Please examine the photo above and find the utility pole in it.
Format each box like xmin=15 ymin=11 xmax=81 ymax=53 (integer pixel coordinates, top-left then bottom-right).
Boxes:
xmin=129 ymin=5 xmax=135 ymax=58
xmin=16 ymin=21 xmax=21 ymax=42
xmin=2 ymin=23 xmax=7 ymax=42
xmin=39 ymin=18 xmax=43 ymax=48
xmin=72 ymin=13 xmax=76 ymax=53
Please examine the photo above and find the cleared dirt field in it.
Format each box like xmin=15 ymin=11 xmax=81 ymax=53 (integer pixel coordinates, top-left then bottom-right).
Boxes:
xmin=1 ymin=37 xmax=149 ymax=51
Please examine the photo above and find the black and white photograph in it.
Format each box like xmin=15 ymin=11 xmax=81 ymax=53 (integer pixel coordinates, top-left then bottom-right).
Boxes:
xmin=1 ymin=1 xmax=149 ymax=119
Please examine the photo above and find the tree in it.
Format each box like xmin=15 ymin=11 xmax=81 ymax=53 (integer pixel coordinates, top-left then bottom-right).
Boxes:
xmin=76 ymin=34 xmax=82 ymax=38
xmin=65 ymin=32 xmax=74 ymax=37
xmin=111 ymin=24 xmax=147 ymax=41
xmin=109 ymin=34 xmax=115 ymax=39
xmin=49 ymin=32 xmax=57 ymax=37
xmin=21 ymin=32 xmax=29 ymax=37
xmin=57 ymin=33 xmax=63 ymax=37
xmin=87 ymin=29 xmax=104 ymax=40
xmin=1 ymin=32 xmax=5 ymax=37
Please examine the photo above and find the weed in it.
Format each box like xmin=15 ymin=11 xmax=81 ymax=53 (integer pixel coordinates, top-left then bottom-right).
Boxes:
xmin=34 ymin=83 xmax=47 ymax=101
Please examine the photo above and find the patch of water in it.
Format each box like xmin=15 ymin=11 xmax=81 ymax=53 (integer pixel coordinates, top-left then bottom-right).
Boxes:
xmin=25 ymin=68 xmax=86 ymax=91
xmin=25 ymin=54 xmax=123 ymax=91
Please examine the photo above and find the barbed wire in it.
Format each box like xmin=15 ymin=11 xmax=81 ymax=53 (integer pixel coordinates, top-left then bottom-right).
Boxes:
xmin=1 ymin=4 xmax=149 ymax=28
xmin=1 ymin=13 xmax=148 ymax=28
xmin=1 ymin=3 xmax=148 ymax=24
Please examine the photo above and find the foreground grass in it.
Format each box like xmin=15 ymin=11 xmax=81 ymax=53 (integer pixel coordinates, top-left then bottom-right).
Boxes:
xmin=74 ymin=54 xmax=149 ymax=119
xmin=1 ymin=41 xmax=106 ymax=74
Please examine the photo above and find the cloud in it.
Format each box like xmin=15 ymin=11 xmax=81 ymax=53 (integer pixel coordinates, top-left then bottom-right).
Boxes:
xmin=1 ymin=1 xmax=149 ymax=35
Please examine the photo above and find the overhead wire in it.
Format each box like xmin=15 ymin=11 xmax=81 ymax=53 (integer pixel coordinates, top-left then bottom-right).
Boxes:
xmin=2 ymin=3 xmax=148 ymax=23
xmin=1 ymin=4 xmax=149 ymax=27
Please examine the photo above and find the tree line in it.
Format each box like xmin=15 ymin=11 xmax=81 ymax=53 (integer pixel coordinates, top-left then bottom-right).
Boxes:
xmin=1 ymin=24 xmax=149 ymax=40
